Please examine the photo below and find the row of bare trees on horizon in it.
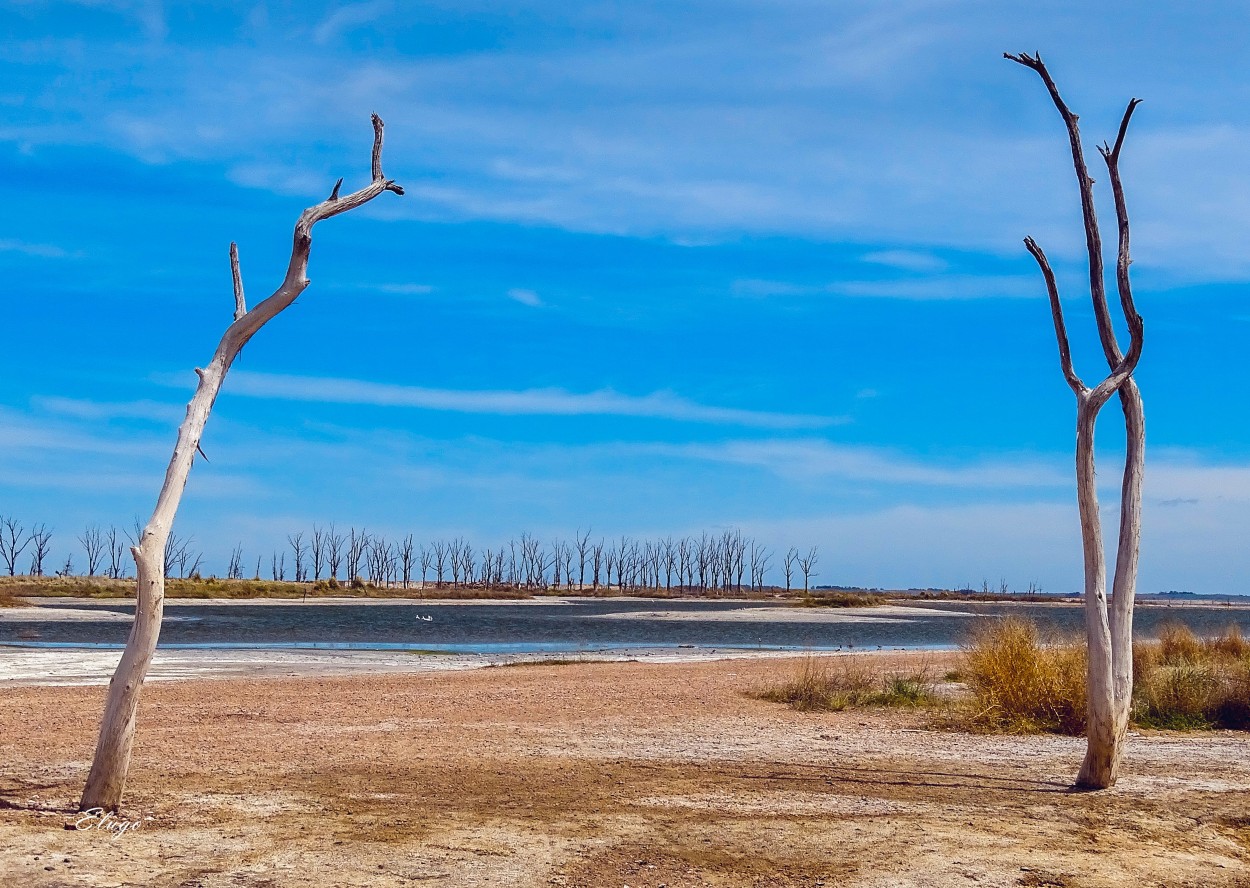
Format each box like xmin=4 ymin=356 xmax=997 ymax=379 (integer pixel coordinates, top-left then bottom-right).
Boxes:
xmin=0 ymin=516 xmax=827 ymax=594
xmin=0 ymin=515 xmax=204 ymax=581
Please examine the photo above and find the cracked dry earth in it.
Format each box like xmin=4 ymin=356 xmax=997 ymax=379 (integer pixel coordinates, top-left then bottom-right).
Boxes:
xmin=2 ymin=653 xmax=1249 ymax=887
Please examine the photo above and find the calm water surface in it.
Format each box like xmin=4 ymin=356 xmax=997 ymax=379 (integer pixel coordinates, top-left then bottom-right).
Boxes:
xmin=5 ymin=598 xmax=1250 ymax=654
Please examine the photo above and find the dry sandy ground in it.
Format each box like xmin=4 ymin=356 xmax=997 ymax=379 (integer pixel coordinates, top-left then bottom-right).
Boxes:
xmin=2 ymin=653 xmax=1249 ymax=888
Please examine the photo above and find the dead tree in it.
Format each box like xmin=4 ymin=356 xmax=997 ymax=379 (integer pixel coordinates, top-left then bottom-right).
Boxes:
xmin=783 ymin=547 xmax=798 ymax=593
xmin=227 ymin=544 xmax=244 ymax=580
xmin=164 ymin=533 xmax=191 ymax=579
xmin=662 ymin=537 xmax=676 ymax=593
xmin=347 ymin=528 xmax=369 ymax=581
xmin=797 ymin=546 xmax=819 ymax=595
xmin=419 ymin=544 xmax=432 ymax=587
xmin=288 ymin=532 xmax=307 ymax=583
xmin=432 ymin=539 xmax=448 ymax=587
xmin=311 ymin=525 xmax=326 ymax=581
xmin=326 ymin=524 xmax=345 ymax=580
xmin=590 ymin=539 xmax=604 ymax=590
xmin=106 ymin=526 xmax=127 ymax=579
xmin=749 ymin=542 xmax=771 ymax=592
xmin=28 ymin=525 xmax=52 ymax=576
xmin=459 ymin=541 xmax=475 ymax=587
xmin=551 ymin=539 xmax=565 ymax=590
xmin=79 ymin=115 xmax=404 ymax=812
xmin=0 ymin=516 xmax=29 ymax=576
xmin=1007 ymin=52 xmax=1145 ymax=790
xmin=79 ymin=525 xmax=105 ymax=577
xmin=399 ymin=534 xmax=415 ymax=588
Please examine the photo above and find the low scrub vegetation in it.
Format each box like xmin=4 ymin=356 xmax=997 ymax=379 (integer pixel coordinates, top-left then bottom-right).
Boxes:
xmin=793 ymin=591 xmax=884 ymax=608
xmin=962 ymin=618 xmax=1250 ymax=734
xmin=960 ymin=617 xmax=1087 ymax=733
xmin=754 ymin=618 xmax=1250 ymax=734
xmin=752 ymin=655 xmax=937 ymax=712
xmin=1132 ymin=623 xmax=1250 ymax=730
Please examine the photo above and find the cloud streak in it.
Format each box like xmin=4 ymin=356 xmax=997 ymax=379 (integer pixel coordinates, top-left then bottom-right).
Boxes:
xmin=642 ymin=439 xmax=1070 ymax=489
xmin=219 ymin=372 xmax=845 ymax=429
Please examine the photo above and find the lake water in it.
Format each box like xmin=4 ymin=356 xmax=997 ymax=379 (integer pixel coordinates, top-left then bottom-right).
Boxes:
xmin=5 ymin=597 xmax=1250 ymax=654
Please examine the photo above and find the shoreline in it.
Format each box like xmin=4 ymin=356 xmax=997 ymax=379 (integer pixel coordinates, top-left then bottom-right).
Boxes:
xmin=0 ymin=643 xmax=940 ymax=687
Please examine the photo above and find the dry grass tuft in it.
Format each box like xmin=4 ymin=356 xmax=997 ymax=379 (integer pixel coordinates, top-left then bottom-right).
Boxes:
xmin=955 ymin=617 xmax=1250 ymax=734
xmin=959 ymin=617 xmax=1087 ymax=734
xmin=752 ymin=655 xmax=937 ymax=712
xmin=1133 ymin=621 xmax=1250 ymax=730
xmin=0 ymin=588 xmax=29 ymax=607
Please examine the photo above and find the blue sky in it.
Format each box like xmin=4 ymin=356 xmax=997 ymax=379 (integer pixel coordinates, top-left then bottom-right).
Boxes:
xmin=1 ymin=1 xmax=1248 ymax=592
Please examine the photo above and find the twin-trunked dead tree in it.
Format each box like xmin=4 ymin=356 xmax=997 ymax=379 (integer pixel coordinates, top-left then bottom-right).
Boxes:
xmin=1007 ymin=53 xmax=1145 ymax=789
xmin=79 ymin=115 xmax=405 ymax=812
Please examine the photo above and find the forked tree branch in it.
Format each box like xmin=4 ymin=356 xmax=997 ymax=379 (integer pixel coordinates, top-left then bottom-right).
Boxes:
xmin=216 ymin=113 xmax=404 ymax=362
xmin=1088 ymin=312 xmax=1144 ymax=410
xmin=1103 ymin=98 xmax=1143 ymax=163
xmin=1098 ymin=99 xmax=1145 ymax=339
xmin=1023 ymin=236 xmax=1085 ymax=395
xmin=1005 ymin=51 xmax=1121 ymax=367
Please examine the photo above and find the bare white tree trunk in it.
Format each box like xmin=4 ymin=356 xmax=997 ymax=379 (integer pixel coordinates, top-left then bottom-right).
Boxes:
xmin=1009 ymin=53 xmax=1145 ymax=789
xmin=80 ymin=115 xmax=404 ymax=812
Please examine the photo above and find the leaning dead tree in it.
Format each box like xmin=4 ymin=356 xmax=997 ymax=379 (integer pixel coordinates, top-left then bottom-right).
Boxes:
xmin=1007 ymin=52 xmax=1145 ymax=789
xmin=80 ymin=115 xmax=404 ymax=812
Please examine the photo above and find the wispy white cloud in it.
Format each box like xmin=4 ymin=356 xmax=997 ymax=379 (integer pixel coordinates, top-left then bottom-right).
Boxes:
xmin=225 ymin=162 xmax=328 ymax=196
xmin=11 ymin=4 xmax=1250 ymax=278
xmin=731 ymin=279 xmax=817 ymax=298
xmin=506 ymin=287 xmax=543 ymax=307
xmin=32 ymin=396 xmax=181 ymax=423
xmin=0 ymin=405 xmax=162 ymax=458
xmin=313 ymin=1 xmax=393 ymax=45
xmin=0 ymin=238 xmax=77 ymax=259
xmin=215 ymin=371 xmax=844 ymax=429
xmin=642 ymin=438 xmax=1070 ymax=489
xmin=1147 ymin=451 xmax=1250 ymax=504
xmin=862 ymin=249 xmax=948 ymax=273
xmin=376 ymin=283 xmax=435 ymax=295
xmin=732 ymin=274 xmax=1039 ymax=300
xmin=829 ymin=275 xmax=1040 ymax=300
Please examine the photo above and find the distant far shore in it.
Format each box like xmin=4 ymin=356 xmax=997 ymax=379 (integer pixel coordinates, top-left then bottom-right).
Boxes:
xmin=2 ymin=574 xmax=1244 ymax=610
xmin=0 ymin=574 xmax=1096 ymax=604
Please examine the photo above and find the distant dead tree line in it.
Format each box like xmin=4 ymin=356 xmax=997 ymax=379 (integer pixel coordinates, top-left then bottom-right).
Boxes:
xmin=0 ymin=516 xmax=205 ymax=581
xmin=0 ymin=515 xmax=832 ymax=595
xmin=215 ymin=523 xmax=819 ymax=595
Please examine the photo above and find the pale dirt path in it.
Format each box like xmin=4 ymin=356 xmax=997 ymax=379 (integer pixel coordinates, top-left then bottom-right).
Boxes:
xmin=1 ymin=654 xmax=1248 ymax=887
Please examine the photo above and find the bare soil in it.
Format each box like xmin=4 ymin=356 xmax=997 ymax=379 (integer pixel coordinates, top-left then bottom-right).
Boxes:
xmin=2 ymin=652 xmax=1249 ymax=887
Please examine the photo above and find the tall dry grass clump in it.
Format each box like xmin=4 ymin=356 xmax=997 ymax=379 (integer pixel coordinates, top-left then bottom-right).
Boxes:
xmin=1133 ymin=622 xmax=1250 ymax=730
xmin=752 ymin=655 xmax=936 ymax=712
xmin=960 ymin=617 xmax=1086 ymax=734
xmin=959 ymin=617 xmax=1250 ymax=734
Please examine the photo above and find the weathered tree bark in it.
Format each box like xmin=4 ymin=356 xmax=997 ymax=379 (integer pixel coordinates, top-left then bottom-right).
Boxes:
xmin=79 ymin=115 xmax=404 ymax=812
xmin=1008 ymin=52 xmax=1145 ymax=789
